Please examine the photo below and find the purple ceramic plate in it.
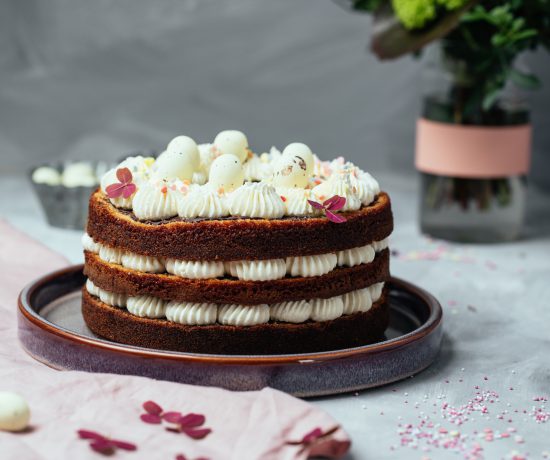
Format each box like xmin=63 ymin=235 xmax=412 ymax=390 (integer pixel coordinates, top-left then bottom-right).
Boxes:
xmin=18 ymin=265 xmax=443 ymax=397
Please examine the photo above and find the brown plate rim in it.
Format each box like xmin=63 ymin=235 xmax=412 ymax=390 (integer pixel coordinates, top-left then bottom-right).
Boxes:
xmin=18 ymin=264 xmax=442 ymax=365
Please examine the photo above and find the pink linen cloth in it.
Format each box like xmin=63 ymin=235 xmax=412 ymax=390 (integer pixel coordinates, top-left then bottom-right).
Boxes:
xmin=0 ymin=220 xmax=350 ymax=460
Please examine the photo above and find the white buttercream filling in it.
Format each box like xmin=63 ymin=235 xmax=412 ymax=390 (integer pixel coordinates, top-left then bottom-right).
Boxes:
xmin=121 ymin=253 xmax=165 ymax=273
xmin=227 ymin=259 xmax=287 ymax=281
xmin=85 ymin=233 xmax=389 ymax=280
xmin=336 ymin=244 xmax=375 ymax=267
xmin=218 ymin=304 xmax=270 ymax=326
xmin=165 ymin=301 xmax=218 ymax=325
xmin=165 ymin=259 xmax=225 ymax=279
xmin=270 ymin=300 xmax=312 ymax=323
xmin=98 ymin=245 xmax=125 ymax=265
xmin=286 ymin=253 xmax=337 ymax=277
xmin=88 ymin=281 xmax=386 ymax=325
xmin=341 ymin=287 xmax=372 ymax=315
xmin=81 ymin=233 xmax=101 ymax=253
xmin=310 ymin=296 xmax=344 ymax=322
xmin=127 ymin=296 xmax=167 ymax=318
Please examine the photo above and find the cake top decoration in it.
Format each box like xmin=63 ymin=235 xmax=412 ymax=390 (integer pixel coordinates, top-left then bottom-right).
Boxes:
xmin=99 ymin=130 xmax=380 ymax=221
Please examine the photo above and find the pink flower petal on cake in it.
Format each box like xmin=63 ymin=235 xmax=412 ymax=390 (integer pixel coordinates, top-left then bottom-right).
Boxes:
xmin=105 ymin=183 xmax=125 ymax=199
xmin=140 ymin=413 xmax=162 ymax=424
xmin=121 ymin=183 xmax=137 ymax=199
xmin=77 ymin=430 xmax=106 ymax=441
xmin=143 ymin=400 xmax=163 ymax=415
xmin=324 ymin=195 xmax=346 ymax=211
xmin=110 ymin=439 xmax=137 ymax=451
xmin=162 ymin=411 xmax=183 ymax=423
xmin=179 ymin=413 xmax=206 ymax=428
xmin=302 ymin=427 xmax=323 ymax=443
xmin=116 ymin=167 xmax=133 ymax=184
xmin=182 ymin=427 xmax=212 ymax=440
xmin=175 ymin=455 xmax=187 ymax=460
xmin=307 ymin=199 xmax=325 ymax=210
xmin=89 ymin=439 xmax=115 ymax=454
xmin=325 ymin=210 xmax=347 ymax=224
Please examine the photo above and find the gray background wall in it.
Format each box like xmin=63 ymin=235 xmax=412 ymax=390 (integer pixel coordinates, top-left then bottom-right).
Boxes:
xmin=0 ymin=0 xmax=548 ymax=188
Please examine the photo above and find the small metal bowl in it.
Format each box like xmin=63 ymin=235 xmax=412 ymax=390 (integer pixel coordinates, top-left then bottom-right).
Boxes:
xmin=29 ymin=161 xmax=113 ymax=230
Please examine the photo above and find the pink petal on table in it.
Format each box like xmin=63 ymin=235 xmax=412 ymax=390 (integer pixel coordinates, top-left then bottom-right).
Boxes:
xmin=110 ymin=439 xmax=137 ymax=451
xmin=143 ymin=400 xmax=163 ymax=415
xmin=140 ymin=413 xmax=162 ymax=424
xmin=121 ymin=183 xmax=137 ymax=199
xmin=77 ymin=430 xmax=106 ymax=441
xmin=325 ymin=210 xmax=347 ymax=224
xmin=324 ymin=195 xmax=346 ymax=211
xmin=105 ymin=183 xmax=125 ymax=199
xmin=302 ymin=427 xmax=323 ymax=443
xmin=307 ymin=199 xmax=325 ymax=210
xmin=182 ymin=427 xmax=212 ymax=440
xmin=163 ymin=411 xmax=183 ymax=423
xmin=179 ymin=413 xmax=206 ymax=428
xmin=89 ymin=439 xmax=115 ymax=455
xmin=116 ymin=167 xmax=133 ymax=184
xmin=175 ymin=455 xmax=187 ymax=460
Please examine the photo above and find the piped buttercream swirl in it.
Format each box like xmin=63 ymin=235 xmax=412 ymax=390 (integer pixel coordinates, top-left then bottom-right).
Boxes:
xmin=286 ymin=253 xmax=337 ymax=277
xmin=341 ymin=288 xmax=372 ymax=315
xmin=336 ymin=244 xmax=375 ymax=267
xmin=218 ymin=304 xmax=270 ymax=326
xmin=369 ymin=282 xmax=385 ymax=301
xmin=121 ymin=253 xmax=165 ymax=273
xmin=127 ymin=296 xmax=167 ymax=318
xmin=312 ymin=175 xmax=361 ymax=212
xmin=132 ymin=183 xmax=178 ymax=221
xmin=98 ymin=245 xmax=125 ymax=265
xmin=277 ymin=187 xmax=318 ymax=216
xmin=270 ymin=300 xmax=312 ymax=323
xmin=310 ymin=297 xmax=344 ymax=322
xmin=82 ymin=233 xmax=100 ymax=253
xmin=165 ymin=259 xmax=224 ymax=279
xmin=165 ymin=301 xmax=218 ymax=325
xmin=176 ymin=186 xmax=228 ymax=219
xmin=227 ymin=259 xmax=286 ymax=281
xmin=228 ymin=182 xmax=285 ymax=219
xmin=98 ymin=288 xmax=127 ymax=308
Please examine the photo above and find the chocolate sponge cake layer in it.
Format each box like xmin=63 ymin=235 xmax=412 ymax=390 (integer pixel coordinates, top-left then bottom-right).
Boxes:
xmin=84 ymin=249 xmax=390 ymax=305
xmin=87 ymin=190 xmax=393 ymax=261
xmin=82 ymin=288 xmax=390 ymax=354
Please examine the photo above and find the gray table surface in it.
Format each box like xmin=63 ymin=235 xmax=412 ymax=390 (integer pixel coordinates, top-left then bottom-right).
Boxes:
xmin=3 ymin=173 xmax=550 ymax=460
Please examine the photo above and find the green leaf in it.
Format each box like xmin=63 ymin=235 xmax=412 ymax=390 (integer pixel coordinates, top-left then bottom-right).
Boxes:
xmin=482 ymin=88 xmax=501 ymax=111
xmin=509 ymin=68 xmax=541 ymax=89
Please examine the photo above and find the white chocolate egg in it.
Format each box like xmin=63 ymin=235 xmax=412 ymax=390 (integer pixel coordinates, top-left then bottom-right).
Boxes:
xmin=153 ymin=136 xmax=200 ymax=181
xmin=272 ymin=155 xmax=309 ymax=188
xmin=166 ymin=136 xmax=200 ymax=170
xmin=208 ymin=154 xmax=244 ymax=192
xmin=282 ymin=143 xmax=314 ymax=176
xmin=0 ymin=392 xmax=30 ymax=432
xmin=213 ymin=130 xmax=249 ymax=163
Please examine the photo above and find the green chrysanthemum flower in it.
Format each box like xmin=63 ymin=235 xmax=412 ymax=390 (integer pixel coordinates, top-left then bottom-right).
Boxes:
xmin=392 ymin=0 xmax=437 ymax=30
xmin=392 ymin=0 xmax=469 ymax=30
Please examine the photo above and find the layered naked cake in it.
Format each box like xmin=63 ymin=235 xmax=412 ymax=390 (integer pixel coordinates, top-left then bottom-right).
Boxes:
xmin=82 ymin=130 xmax=393 ymax=354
